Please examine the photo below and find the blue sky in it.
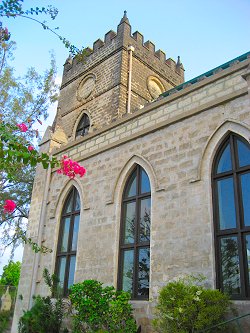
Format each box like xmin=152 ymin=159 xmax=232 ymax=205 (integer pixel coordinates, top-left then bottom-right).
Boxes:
xmin=0 ymin=0 xmax=250 ymax=271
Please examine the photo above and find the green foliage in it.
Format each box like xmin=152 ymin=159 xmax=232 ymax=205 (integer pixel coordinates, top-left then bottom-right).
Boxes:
xmin=0 ymin=260 xmax=20 ymax=287
xmin=153 ymin=275 xmax=232 ymax=333
xmin=18 ymin=269 xmax=69 ymax=333
xmin=0 ymin=310 xmax=11 ymax=333
xmin=0 ymin=32 xmax=59 ymax=252
xmin=69 ymin=280 xmax=137 ymax=333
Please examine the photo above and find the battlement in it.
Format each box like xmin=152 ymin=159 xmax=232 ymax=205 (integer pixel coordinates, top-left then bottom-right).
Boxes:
xmin=62 ymin=11 xmax=184 ymax=85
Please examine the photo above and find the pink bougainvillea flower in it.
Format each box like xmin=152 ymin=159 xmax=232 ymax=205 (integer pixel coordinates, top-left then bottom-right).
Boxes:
xmin=16 ymin=123 xmax=28 ymax=132
xmin=3 ymin=200 xmax=16 ymax=214
xmin=57 ymin=156 xmax=86 ymax=179
xmin=28 ymin=145 xmax=34 ymax=151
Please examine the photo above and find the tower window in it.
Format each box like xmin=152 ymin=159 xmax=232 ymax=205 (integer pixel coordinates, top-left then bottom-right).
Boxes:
xmin=212 ymin=133 xmax=250 ymax=299
xmin=118 ymin=165 xmax=151 ymax=300
xmin=55 ymin=187 xmax=80 ymax=296
xmin=76 ymin=114 xmax=90 ymax=138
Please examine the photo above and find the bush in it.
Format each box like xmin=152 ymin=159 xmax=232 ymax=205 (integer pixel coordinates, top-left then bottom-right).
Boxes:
xmin=153 ymin=275 xmax=232 ymax=333
xmin=69 ymin=280 xmax=137 ymax=333
xmin=18 ymin=269 xmax=69 ymax=333
xmin=0 ymin=310 xmax=11 ymax=333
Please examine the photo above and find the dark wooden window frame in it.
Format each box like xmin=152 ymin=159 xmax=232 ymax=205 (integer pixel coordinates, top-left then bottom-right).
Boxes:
xmin=212 ymin=133 xmax=250 ymax=299
xmin=55 ymin=187 xmax=80 ymax=296
xmin=117 ymin=165 xmax=151 ymax=300
xmin=75 ymin=113 xmax=90 ymax=138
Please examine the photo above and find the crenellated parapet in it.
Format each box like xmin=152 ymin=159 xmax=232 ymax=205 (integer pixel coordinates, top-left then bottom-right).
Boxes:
xmin=62 ymin=11 xmax=184 ymax=87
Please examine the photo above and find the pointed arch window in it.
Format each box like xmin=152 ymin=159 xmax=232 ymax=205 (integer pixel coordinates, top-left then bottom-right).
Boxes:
xmin=212 ymin=133 xmax=250 ymax=299
xmin=55 ymin=187 xmax=80 ymax=296
xmin=118 ymin=165 xmax=151 ymax=300
xmin=76 ymin=113 xmax=90 ymax=138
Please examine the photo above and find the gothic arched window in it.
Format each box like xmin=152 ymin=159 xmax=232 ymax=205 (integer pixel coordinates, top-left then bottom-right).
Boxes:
xmin=75 ymin=113 xmax=90 ymax=138
xmin=118 ymin=165 xmax=151 ymax=300
xmin=212 ymin=133 xmax=250 ymax=299
xmin=55 ymin=187 xmax=80 ymax=296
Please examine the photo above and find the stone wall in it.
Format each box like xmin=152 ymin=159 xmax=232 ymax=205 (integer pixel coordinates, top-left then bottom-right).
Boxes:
xmin=12 ymin=56 xmax=250 ymax=333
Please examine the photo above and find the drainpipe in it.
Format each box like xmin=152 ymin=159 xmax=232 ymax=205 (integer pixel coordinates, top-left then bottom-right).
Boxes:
xmin=29 ymin=164 xmax=52 ymax=308
xmin=127 ymin=45 xmax=135 ymax=114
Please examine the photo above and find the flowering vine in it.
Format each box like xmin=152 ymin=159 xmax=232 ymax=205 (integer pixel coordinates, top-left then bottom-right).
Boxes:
xmin=57 ymin=155 xmax=86 ymax=179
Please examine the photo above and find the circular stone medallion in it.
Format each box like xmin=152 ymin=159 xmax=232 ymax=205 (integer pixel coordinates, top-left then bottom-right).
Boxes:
xmin=77 ymin=74 xmax=96 ymax=101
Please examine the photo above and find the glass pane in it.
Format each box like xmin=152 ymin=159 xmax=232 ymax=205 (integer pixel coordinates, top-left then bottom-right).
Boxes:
xmin=139 ymin=198 xmax=151 ymax=242
xmin=65 ymin=193 xmax=73 ymax=213
xmin=122 ymin=250 xmax=134 ymax=294
xmin=216 ymin=143 xmax=232 ymax=174
xmin=246 ymin=235 xmax=250 ymax=285
xmin=68 ymin=256 xmax=76 ymax=289
xmin=241 ymin=173 xmax=250 ymax=227
xmin=141 ymin=169 xmax=150 ymax=194
xmin=138 ymin=248 xmax=150 ymax=297
xmin=217 ymin=178 xmax=236 ymax=230
xmin=124 ymin=171 xmax=136 ymax=198
xmin=220 ymin=237 xmax=241 ymax=295
xmin=61 ymin=217 xmax=70 ymax=252
xmin=58 ymin=257 xmax=66 ymax=292
xmin=75 ymin=192 xmax=80 ymax=211
xmin=124 ymin=202 xmax=136 ymax=244
xmin=71 ymin=215 xmax=80 ymax=251
xmin=237 ymin=139 xmax=250 ymax=167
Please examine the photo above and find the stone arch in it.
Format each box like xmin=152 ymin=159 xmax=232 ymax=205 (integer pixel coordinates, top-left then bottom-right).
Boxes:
xmin=72 ymin=109 xmax=92 ymax=138
xmin=111 ymin=155 xmax=158 ymax=289
xmin=193 ymin=119 xmax=250 ymax=182
xmin=110 ymin=154 xmax=158 ymax=205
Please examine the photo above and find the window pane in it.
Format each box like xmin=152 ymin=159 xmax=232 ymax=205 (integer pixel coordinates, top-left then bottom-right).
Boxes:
xmin=141 ymin=170 xmax=150 ymax=194
xmin=139 ymin=198 xmax=151 ymax=242
xmin=220 ymin=237 xmax=241 ymax=295
xmin=58 ymin=257 xmax=66 ymax=292
xmin=124 ymin=202 xmax=136 ymax=244
xmin=246 ymin=235 xmax=250 ymax=285
xmin=138 ymin=248 xmax=150 ymax=297
xmin=216 ymin=143 xmax=232 ymax=174
xmin=68 ymin=256 xmax=76 ymax=289
xmin=240 ymin=173 xmax=250 ymax=227
xmin=122 ymin=250 xmax=134 ymax=294
xmin=124 ymin=171 xmax=136 ymax=198
xmin=237 ymin=140 xmax=250 ymax=167
xmin=65 ymin=193 xmax=73 ymax=213
xmin=217 ymin=178 xmax=236 ymax=230
xmin=75 ymin=192 xmax=80 ymax=211
xmin=71 ymin=215 xmax=80 ymax=251
xmin=61 ymin=217 xmax=70 ymax=252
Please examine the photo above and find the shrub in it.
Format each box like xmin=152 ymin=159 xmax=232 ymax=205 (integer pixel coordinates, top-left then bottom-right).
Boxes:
xmin=0 ymin=310 xmax=11 ymax=333
xmin=69 ymin=280 xmax=137 ymax=333
xmin=153 ymin=275 xmax=232 ymax=333
xmin=18 ymin=269 xmax=69 ymax=333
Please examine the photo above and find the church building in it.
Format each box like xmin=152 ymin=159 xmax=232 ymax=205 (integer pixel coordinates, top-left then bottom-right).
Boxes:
xmin=12 ymin=13 xmax=250 ymax=332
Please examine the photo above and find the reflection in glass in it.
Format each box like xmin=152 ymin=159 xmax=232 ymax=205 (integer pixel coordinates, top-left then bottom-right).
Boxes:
xmin=141 ymin=170 xmax=150 ymax=194
xmin=71 ymin=215 xmax=80 ymax=251
xmin=65 ymin=194 xmax=73 ymax=213
xmin=138 ymin=248 xmax=150 ymax=297
xmin=122 ymin=250 xmax=134 ymax=294
xmin=237 ymin=140 xmax=250 ymax=167
xmin=217 ymin=178 xmax=236 ymax=230
xmin=241 ymin=173 xmax=250 ymax=227
xmin=139 ymin=198 xmax=151 ymax=242
xmin=220 ymin=237 xmax=240 ymax=295
xmin=245 ymin=235 xmax=250 ymax=285
xmin=58 ymin=257 xmax=66 ymax=289
xmin=216 ymin=143 xmax=232 ymax=174
xmin=75 ymin=192 xmax=80 ymax=211
xmin=124 ymin=171 xmax=136 ymax=198
xmin=124 ymin=202 xmax=136 ymax=244
xmin=68 ymin=256 xmax=76 ymax=289
xmin=61 ymin=218 xmax=70 ymax=252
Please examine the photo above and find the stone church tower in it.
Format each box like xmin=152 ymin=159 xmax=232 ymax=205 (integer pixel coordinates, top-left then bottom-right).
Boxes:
xmin=55 ymin=11 xmax=184 ymax=140
xmin=12 ymin=12 xmax=250 ymax=333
